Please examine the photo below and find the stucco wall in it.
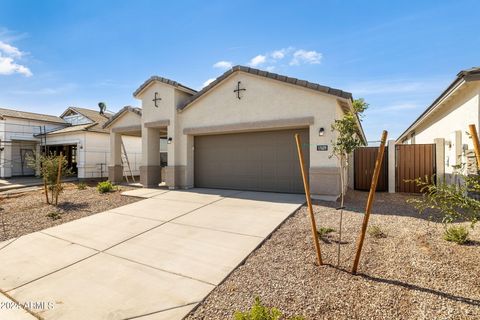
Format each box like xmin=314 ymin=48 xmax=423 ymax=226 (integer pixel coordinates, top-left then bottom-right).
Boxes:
xmin=403 ymin=83 xmax=480 ymax=178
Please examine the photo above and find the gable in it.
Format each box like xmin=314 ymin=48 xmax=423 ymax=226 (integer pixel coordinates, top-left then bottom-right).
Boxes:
xmin=62 ymin=109 xmax=92 ymax=125
xmin=179 ymin=71 xmax=343 ymax=126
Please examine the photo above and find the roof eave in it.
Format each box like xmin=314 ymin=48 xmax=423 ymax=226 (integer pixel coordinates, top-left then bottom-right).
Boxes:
xmin=133 ymin=76 xmax=197 ymax=99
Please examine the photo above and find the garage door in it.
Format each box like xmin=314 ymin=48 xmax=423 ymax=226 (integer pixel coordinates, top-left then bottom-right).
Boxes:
xmin=194 ymin=129 xmax=309 ymax=193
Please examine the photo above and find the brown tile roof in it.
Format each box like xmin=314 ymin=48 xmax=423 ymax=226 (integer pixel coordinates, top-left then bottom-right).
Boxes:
xmin=60 ymin=107 xmax=113 ymax=134
xmin=43 ymin=107 xmax=113 ymax=135
xmin=178 ymin=65 xmax=353 ymax=111
xmin=0 ymin=107 xmax=66 ymax=124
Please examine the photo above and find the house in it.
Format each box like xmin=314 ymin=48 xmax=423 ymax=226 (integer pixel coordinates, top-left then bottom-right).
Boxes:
xmin=105 ymin=66 xmax=366 ymax=200
xmin=397 ymin=67 xmax=480 ymax=182
xmin=0 ymin=106 xmax=142 ymax=180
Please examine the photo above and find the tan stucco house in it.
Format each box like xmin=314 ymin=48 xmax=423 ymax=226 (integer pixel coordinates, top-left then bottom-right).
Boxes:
xmin=397 ymin=67 xmax=480 ymax=182
xmin=106 ymin=66 xmax=366 ymax=200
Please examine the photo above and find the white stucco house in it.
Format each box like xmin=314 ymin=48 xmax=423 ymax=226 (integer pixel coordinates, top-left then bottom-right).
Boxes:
xmin=106 ymin=65 xmax=366 ymax=200
xmin=0 ymin=106 xmax=142 ymax=180
xmin=397 ymin=67 xmax=480 ymax=182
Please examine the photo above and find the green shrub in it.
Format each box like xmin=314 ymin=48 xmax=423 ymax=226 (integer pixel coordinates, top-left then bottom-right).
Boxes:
xmin=317 ymin=227 xmax=335 ymax=238
xmin=443 ymin=225 xmax=469 ymax=244
xmin=234 ymin=297 xmax=304 ymax=320
xmin=368 ymin=225 xmax=387 ymax=239
xmin=46 ymin=211 xmax=62 ymax=220
xmin=97 ymin=181 xmax=114 ymax=194
xmin=77 ymin=182 xmax=87 ymax=190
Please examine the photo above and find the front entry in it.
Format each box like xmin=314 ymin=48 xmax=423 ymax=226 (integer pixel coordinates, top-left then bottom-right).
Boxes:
xmin=194 ymin=128 xmax=309 ymax=193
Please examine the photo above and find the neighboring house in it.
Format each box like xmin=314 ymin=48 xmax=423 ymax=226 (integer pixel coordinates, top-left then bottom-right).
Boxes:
xmin=106 ymin=65 xmax=366 ymax=200
xmin=0 ymin=106 xmax=142 ymax=180
xmin=0 ymin=108 xmax=66 ymax=177
xmin=397 ymin=67 xmax=480 ymax=182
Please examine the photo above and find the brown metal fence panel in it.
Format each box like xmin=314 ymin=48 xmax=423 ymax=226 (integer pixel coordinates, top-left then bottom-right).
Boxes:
xmin=354 ymin=147 xmax=388 ymax=191
xmin=396 ymin=144 xmax=436 ymax=193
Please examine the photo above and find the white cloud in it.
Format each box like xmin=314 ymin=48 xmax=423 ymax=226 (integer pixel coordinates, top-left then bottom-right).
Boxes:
xmin=0 ymin=40 xmax=31 ymax=77
xmin=290 ymin=50 xmax=322 ymax=66
xmin=202 ymin=78 xmax=216 ymax=88
xmin=247 ymin=54 xmax=266 ymax=67
xmin=0 ymin=40 xmax=22 ymax=57
xmin=270 ymin=47 xmax=294 ymax=60
xmin=213 ymin=60 xmax=233 ymax=69
xmin=271 ymin=50 xmax=285 ymax=60
xmin=0 ymin=55 xmax=32 ymax=77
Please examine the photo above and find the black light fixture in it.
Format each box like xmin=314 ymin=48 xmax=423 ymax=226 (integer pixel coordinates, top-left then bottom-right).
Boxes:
xmin=319 ymin=127 xmax=325 ymax=136
xmin=167 ymin=137 xmax=173 ymax=144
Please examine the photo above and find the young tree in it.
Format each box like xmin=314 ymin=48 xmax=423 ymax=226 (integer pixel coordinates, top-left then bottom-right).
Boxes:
xmin=330 ymin=98 xmax=368 ymax=265
xmin=28 ymin=153 xmax=72 ymax=206
xmin=408 ymin=126 xmax=480 ymax=243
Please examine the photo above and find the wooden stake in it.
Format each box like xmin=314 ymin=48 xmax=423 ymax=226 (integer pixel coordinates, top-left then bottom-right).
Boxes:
xmin=295 ymin=134 xmax=323 ymax=266
xmin=43 ymin=176 xmax=50 ymax=204
xmin=469 ymin=124 xmax=480 ymax=169
xmin=352 ymin=130 xmax=388 ymax=274
xmin=55 ymin=153 xmax=63 ymax=206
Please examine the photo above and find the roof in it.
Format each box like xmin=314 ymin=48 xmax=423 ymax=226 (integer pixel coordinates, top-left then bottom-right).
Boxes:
xmin=0 ymin=107 xmax=66 ymax=124
xmin=44 ymin=123 xmax=96 ymax=135
xmin=133 ymin=76 xmax=197 ymax=98
xmin=41 ymin=107 xmax=113 ymax=136
xmin=60 ymin=107 xmax=113 ymax=134
xmin=178 ymin=65 xmax=353 ymax=111
xmin=397 ymin=67 xmax=480 ymax=141
xmin=103 ymin=106 xmax=142 ymax=128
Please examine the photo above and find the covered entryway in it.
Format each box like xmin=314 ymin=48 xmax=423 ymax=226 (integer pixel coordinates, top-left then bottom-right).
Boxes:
xmin=396 ymin=144 xmax=436 ymax=193
xmin=194 ymin=129 xmax=308 ymax=193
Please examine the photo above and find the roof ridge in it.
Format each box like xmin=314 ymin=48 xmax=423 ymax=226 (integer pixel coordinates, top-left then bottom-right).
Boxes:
xmin=133 ymin=75 xmax=197 ymax=98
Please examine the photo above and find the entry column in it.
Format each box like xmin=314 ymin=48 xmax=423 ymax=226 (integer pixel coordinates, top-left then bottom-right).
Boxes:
xmin=140 ymin=127 xmax=161 ymax=187
xmin=108 ymin=132 xmax=123 ymax=184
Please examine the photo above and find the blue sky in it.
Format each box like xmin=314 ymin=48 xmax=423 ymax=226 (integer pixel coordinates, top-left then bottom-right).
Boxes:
xmin=0 ymin=0 xmax=479 ymax=141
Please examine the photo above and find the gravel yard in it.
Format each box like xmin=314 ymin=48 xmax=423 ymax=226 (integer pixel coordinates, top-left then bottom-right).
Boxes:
xmin=186 ymin=191 xmax=480 ymax=320
xmin=0 ymin=182 xmax=140 ymax=241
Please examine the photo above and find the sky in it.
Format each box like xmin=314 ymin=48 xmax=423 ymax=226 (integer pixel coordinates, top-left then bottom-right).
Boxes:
xmin=0 ymin=0 xmax=479 ymax=142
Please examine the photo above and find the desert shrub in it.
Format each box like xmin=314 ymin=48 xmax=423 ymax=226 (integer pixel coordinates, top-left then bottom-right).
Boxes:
xmin=234 ymin=297 xmax=304 ymax=320
xmin=77 ymin=182 xmax=87 ymax=190
xmin=408 ymin=175 xmax=480 ymax=227
xmin=97 ymin=181 xmax=115 ymax=194
xmin=317 ymin=227 xmax=335 ymax=238
xmin=368 ymin=225 xmax=387 ymax=239
xmin=46 ymin=211 xmax=62 ymax=220
xmin=443 ymin=225 xmax=469 ymax=244
xmin=27 ymin=152 xmax=72 ymax=206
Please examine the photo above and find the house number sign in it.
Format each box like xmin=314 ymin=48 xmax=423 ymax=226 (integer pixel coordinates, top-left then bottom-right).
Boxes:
xmin=317 ymin=145 xmax=328 ymax=151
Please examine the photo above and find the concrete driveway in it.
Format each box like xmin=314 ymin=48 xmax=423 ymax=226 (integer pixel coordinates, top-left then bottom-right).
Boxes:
xmin=0 ymin=188 xmax=304 ymax=320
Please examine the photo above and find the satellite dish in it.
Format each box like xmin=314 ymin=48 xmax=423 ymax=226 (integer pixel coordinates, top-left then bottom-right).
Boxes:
xmin=98 ymin=102 xmax=106 ymax=115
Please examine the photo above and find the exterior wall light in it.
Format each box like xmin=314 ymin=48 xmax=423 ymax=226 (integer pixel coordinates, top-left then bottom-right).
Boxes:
xmin=167 ymin=137 xmax=173 ymax=144
xmin=319 ymin=127 xmax=325 ymax=136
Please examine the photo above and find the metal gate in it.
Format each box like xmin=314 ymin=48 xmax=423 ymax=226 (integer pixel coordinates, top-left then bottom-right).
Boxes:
xmin=354 ymin=147 xmax=388 ymax=191
xmin=396 ymin=144 xmax=436 ymax=193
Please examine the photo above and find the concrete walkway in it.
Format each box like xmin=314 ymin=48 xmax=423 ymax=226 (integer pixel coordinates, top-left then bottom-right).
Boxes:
xmin=0 ymin=188 xmax=304 ymax=320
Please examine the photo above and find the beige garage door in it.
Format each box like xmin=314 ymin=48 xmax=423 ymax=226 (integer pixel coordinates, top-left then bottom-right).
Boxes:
xmin=194 ymin=129 xmax=309 ymax=193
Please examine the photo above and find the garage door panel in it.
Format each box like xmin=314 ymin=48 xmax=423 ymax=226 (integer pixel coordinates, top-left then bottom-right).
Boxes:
xmin=194 ymin=129 xmax=309 ymax=193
